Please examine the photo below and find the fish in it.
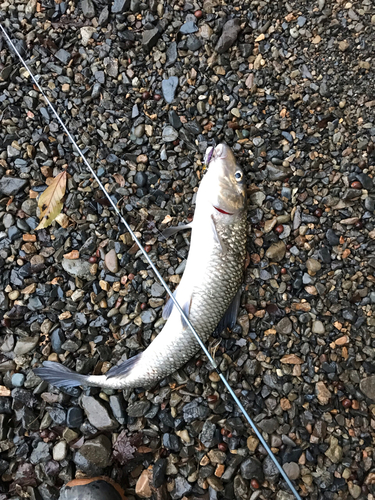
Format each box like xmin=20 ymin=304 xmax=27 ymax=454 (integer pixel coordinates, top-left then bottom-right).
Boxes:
xmin=33 ymin=143 xmax=247 ymax=390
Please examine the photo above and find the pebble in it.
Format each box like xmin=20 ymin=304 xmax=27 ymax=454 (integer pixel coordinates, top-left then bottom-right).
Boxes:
xmin=0 ymin=177 xmax=28 ymax=196
xmin=312 ymin=320 xmax=325 ymax=334
xmin=283 ymin=462 xmax=300 ymax=480
xmin=74 ymin=435 xmax=112 ymax=472
xmin=81 ymin=395 xmax=117 ymax=431
xmin=215 ymin=19 xmax=241 ymax=53
xmin=266 ymin=241 xmax=286 ymax=262
xmin=61 ymin=258 xmax=92 ymax=279
xmin=11 ymin=373 xmax=25 ymax=387
xmin=105 ymin=249 xmax=119 ymax=273
xmin=53 ymin=441 xmax=68 ymax=461
xmin=360 ymin=375 xmax=375 ymax=401
xmin=162 ymin=76 xmax=179 ymax=104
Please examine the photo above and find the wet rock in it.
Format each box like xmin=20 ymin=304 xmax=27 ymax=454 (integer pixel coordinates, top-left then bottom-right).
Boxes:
xmin=53 ymin=441 xmax=67 ymax=461
xmin=360 ymin=375 xmax=375 ymax=400
xmin=233 ymin=475 xmax=248 ymax=500
xmin=312 ymin=321 xmax=325 ymax=334
xmin=325 ymin=436 xmax=343 ymax=463
xmin=112 ymin=0 xmax=129 ymax=13
xmin=258 ymin=418 xmax=279 ymax=434
xmin=276 ymin=317 xmax=293 ymax=334
xmin=240 ymin=457 xmax=264 ymax=482
xmin=14 ymin=336 xmax=39 ymax=355
xmin=74 ymin=435 xmax=112 ymax=473
xmin=30 ymin=441 xmax=51 ymax=464
xmin=62 ymin=258 xmax=92 ymax=279
xmin=0 ymin=177 xmax=28 ymax=196
xmin=263 ymin=456 xmax=280 ymax=481
xmin=162 ymin=126 xmax=179 ymax=142
xmin=200 ymin=420 xmax=218 ymax=448
xmin=142 ymin=28 xmax=160 ymax=51
xmin=81 ymin=395 xmax=117 ymax=431
xmin=136 ymin=469 xmax=152 ymax=498
xmin=127 ymin=400 xmax=151 ymax=417
xmin=105 ymin=249 xmax=118 ymax=273
xmin=163 ymin=433 xmax=181 ymax=452
xmin=171 ymin=476 xmax=192 ymax=499
xmin=282 ymin=462 xmax=300 ymax=480
xmin=109 ymin=394 xmax=126 ymax=425
xmin=162 ymin=77 xmax=179 ymax=104
xmin=153 ymin=458 xmax=167 ymax=488
xmin=66 ymin=407 xmax=84 ymax=428
xmin=81 ymin=0 xmax=95 ymax=18
xmin=266 ymin=241 xmax=286 ymax=262
xmin=215 ymin=19 xmax=241 ymax=54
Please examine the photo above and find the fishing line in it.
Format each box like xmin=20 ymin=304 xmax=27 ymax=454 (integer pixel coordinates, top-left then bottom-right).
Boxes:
xmin=0 ymin=23 xmax=302 ymax=500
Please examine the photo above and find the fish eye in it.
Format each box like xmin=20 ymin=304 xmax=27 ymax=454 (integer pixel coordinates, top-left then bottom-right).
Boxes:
xmin=235 ymin=171 xmax=243 ymax=181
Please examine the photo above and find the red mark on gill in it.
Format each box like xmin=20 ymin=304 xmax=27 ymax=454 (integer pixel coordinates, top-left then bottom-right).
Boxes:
xmin=214 ymin=206 xmax=233 ymax=215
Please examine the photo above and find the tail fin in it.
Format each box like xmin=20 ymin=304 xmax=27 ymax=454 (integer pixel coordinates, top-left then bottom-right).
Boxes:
xmin=34 ymin=361 xmax=89 ymax=389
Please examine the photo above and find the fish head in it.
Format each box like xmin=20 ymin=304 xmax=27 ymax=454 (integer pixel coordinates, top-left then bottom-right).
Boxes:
xmin=201 ymin=143 xmax=246 ymax=216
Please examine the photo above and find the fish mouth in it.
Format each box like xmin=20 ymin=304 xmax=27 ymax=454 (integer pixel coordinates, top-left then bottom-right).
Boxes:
xmin=214 ymin=206 xmax=233 ymax=215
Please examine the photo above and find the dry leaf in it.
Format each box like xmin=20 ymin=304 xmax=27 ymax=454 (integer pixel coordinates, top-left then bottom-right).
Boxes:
xmin=113 ymin=174 xmax=125 ymax=187
xmin=63 ymin=250 xmax=80 ymax=260
xmin=36 ymin=171 xmax=67 ymax=230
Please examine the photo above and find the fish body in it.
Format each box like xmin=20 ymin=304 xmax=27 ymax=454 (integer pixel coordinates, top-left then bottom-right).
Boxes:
xmin=34 ymin=144 xmax=247 ymax=390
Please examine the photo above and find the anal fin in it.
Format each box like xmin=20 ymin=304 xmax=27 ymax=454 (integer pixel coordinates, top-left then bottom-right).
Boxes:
xmin=210 ymin=215 xmax=227 ymax=254
xmin=162 ymin=285 xmax=192 ymax=329
xmin=214 ymin=288 xmax=242 ymax=335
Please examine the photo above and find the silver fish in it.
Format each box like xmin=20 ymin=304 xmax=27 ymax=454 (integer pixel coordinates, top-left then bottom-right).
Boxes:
xmin=34 ymin=144 xmax=247 ymax=390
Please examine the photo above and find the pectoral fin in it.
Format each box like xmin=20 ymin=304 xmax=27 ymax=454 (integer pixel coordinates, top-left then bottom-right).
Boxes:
xmin=211 ymin=215 xmax=227 ymax=254
xmin=214 ymin=288 xmax=242 ymax=335
xmin=163 ymin=285 xmax=192 ymax=328
xmin=162 ymin=222 xmax=193 ymax=239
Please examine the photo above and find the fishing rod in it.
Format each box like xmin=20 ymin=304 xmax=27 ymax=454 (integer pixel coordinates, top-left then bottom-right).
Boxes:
xmin=0 ymin=24 xmax=302 ymax=500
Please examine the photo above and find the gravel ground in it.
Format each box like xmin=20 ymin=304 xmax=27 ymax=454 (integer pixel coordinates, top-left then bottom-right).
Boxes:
xmin=1 ymin=0 xmax=375 ymax=499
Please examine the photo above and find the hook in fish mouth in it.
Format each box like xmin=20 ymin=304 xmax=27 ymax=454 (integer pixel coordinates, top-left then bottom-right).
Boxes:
xmin=203 ymin=141 xmax=217 ymax=171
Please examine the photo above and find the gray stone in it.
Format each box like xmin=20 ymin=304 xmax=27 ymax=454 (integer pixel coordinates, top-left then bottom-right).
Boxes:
xmin=276 ymin=317 xmax=293 ymax=335
xmin=162 ymin=76 xmax=179 ymax=104
xmin=142 ymin=28 xmax=160 ymax=51
xmin=140 ymin=309 xmax=157 ymax=324
xmin=240 ymin=457 xmax=264 ymax=481
xmin=258 ymin=418 xmax=279 ymax=434
xmin=282 ymin=462 xmax=300 ymax=480
xmin=127 ymin=400 xmax=151 ymax=417
xmin=30 ymin=441 xmax=51 ymax=464
xmin=14 ymin=336 xmax=39 ymax=355
xmin=0 ymin=177 xmax=28 ymax=196
xmin=74 ymin=435 xmax=112 ymax=473
xmin=215 ymin=19 xmax=241 ymax=54
xmin=81 ymin=0 xmax=95 ymax=18
xmin=200 ymin=420 xmax=218 ymax=448
xmin=166 ymin=42 xmax=178 ymax=67
xmin=62 ymin=258 xmax=92 ymax=279
xmin=171 ymin=476 xmax=192 ymax=499
xmin=263 ymin=455 xmax=280 ymax=481
xmin=162 ymin=126 xmax=179 ymax=142
xmin=55 ymin=48 xmax=71 ymax=64
xmin=360 ymin=375 xmax=375 ymax=401
xmin=81 ymin=395 xmax=117 ymax=431
xmin=112 ymin=0 xmax=129 ymax=13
